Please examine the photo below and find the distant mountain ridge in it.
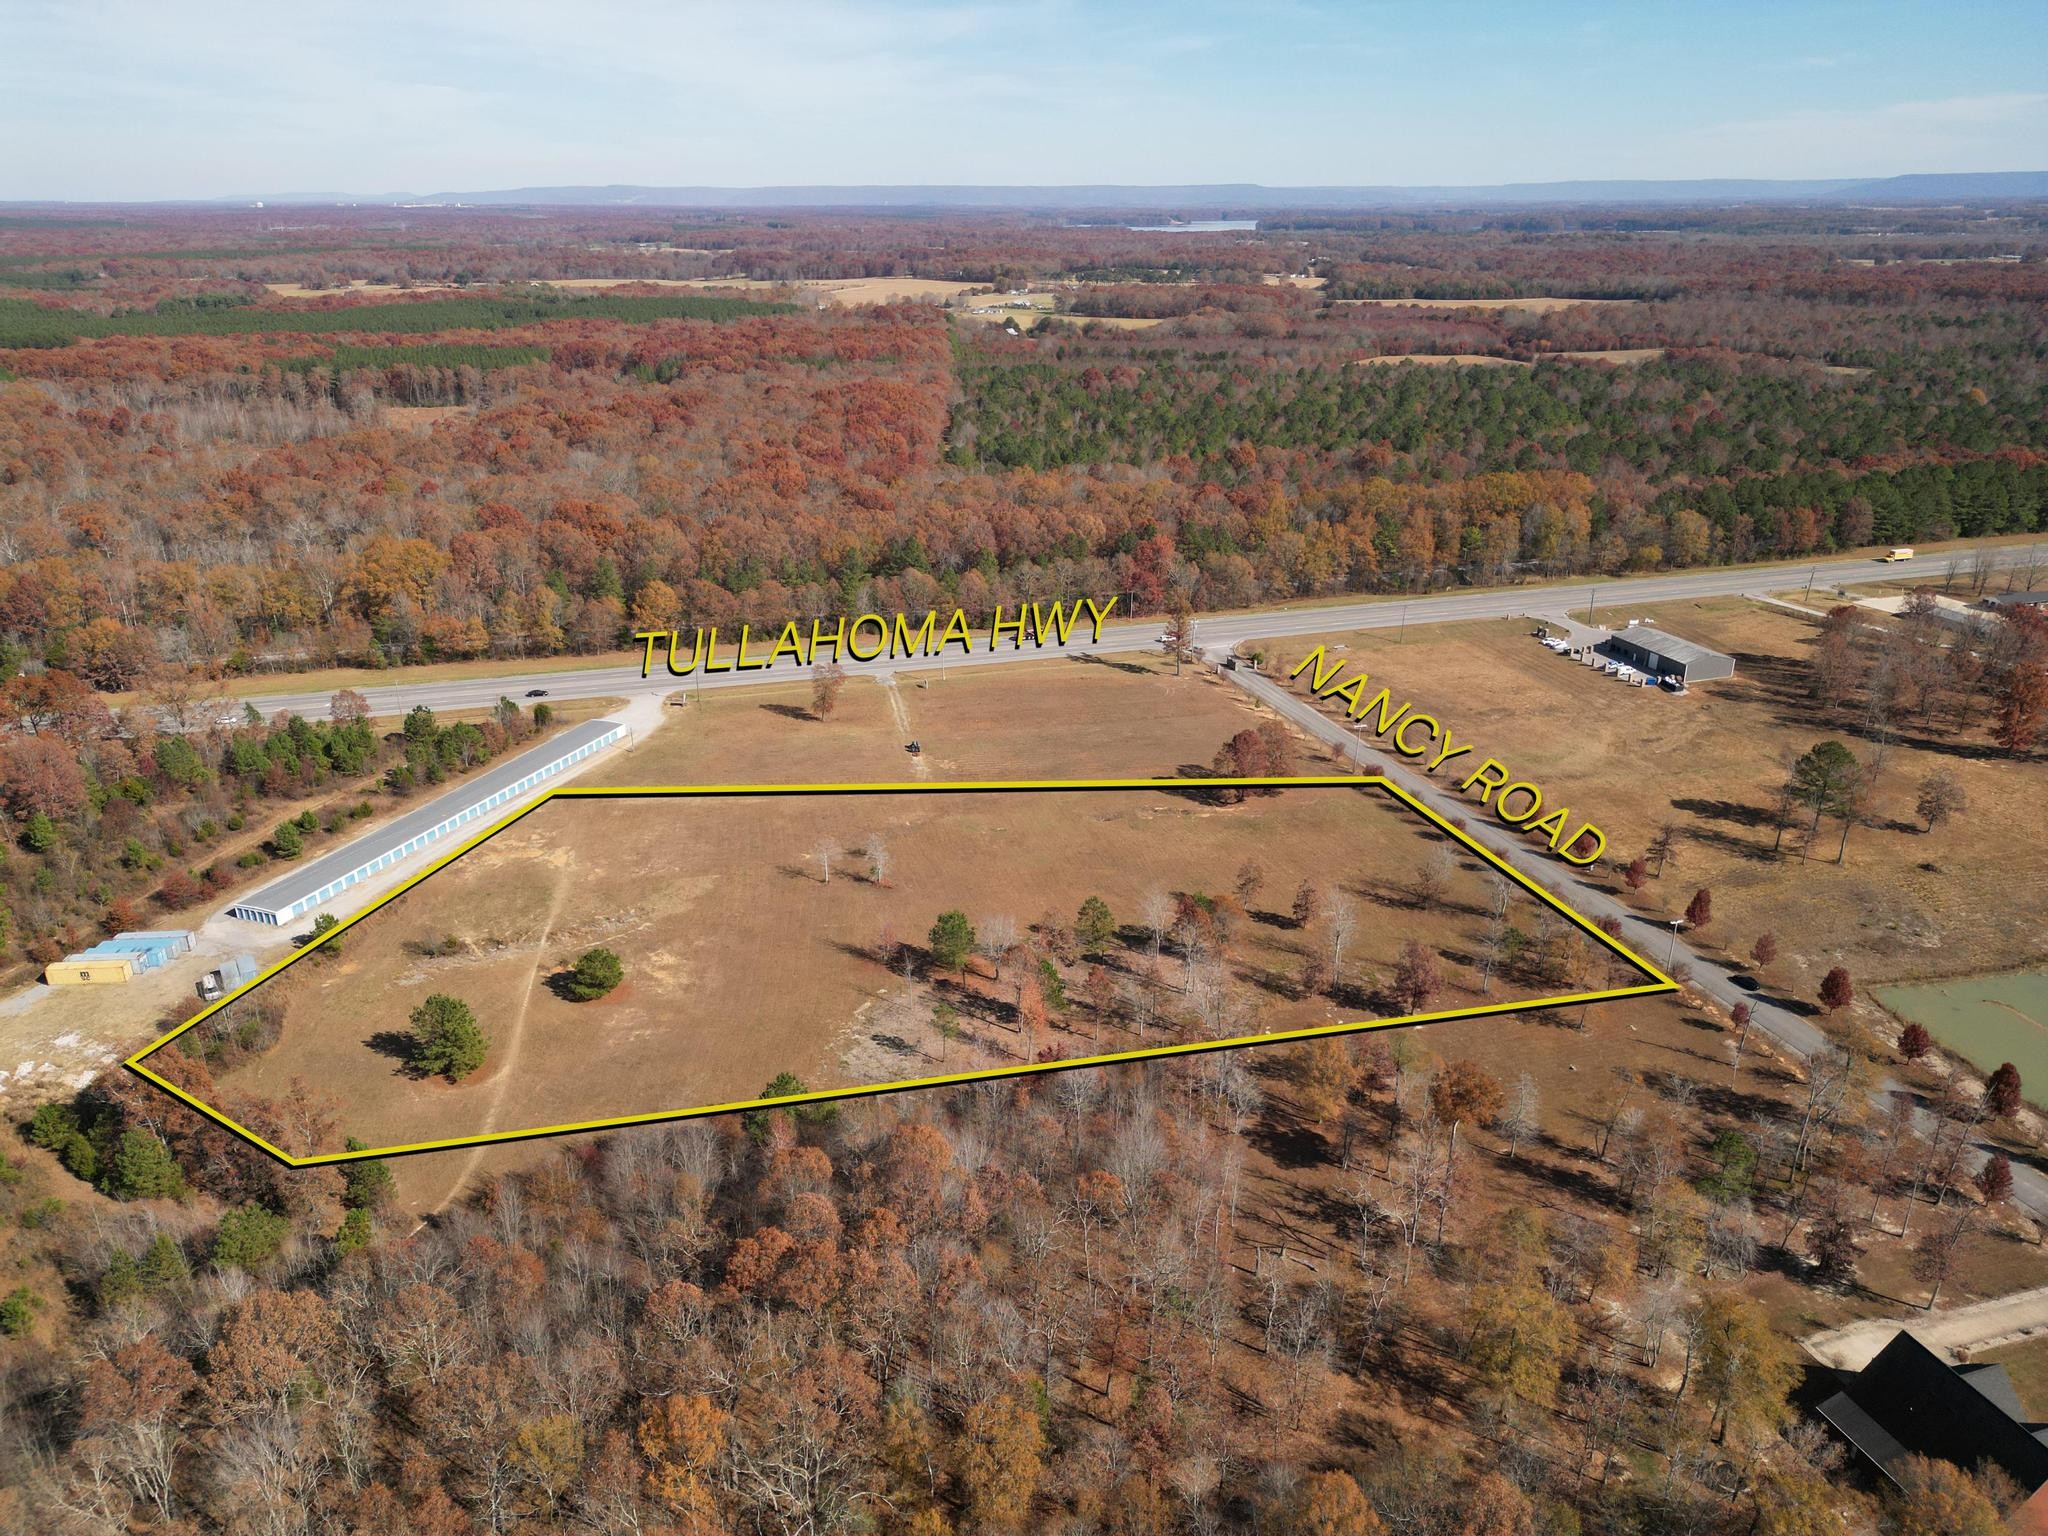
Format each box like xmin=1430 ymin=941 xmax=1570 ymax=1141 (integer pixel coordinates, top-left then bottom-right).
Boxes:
xmin=378 ymin=172 xmax=2048 ymax=210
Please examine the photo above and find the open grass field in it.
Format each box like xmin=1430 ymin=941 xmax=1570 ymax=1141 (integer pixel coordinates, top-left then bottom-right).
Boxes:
xmin=216 ymin=779 xmax=1577 ymax=1157
xmin=1549 ymin=347 xmax=1666 ymax=363
xmin=1348 ymin=353 xmax=1529 ymax=368
xmin=262 ymin=281 xmax=460 ymax=298
xmin=1282 ymin=598 xmax=2048 ymax=1004
xmin=625 ymin=653 xmax=1286 ymax=786
xmin=1030 ymin=313 xmax=1171 ymax=330
xmin=1876 ymin=971 xmax=2048 ymax=1097
xmin=814 ymin=277 xmax=988 ymax=305
xmin=1978 ymin=1334 xmax=2048 ymax=1419
xmin=1334 ymin=296 xmax=1629 ymax=313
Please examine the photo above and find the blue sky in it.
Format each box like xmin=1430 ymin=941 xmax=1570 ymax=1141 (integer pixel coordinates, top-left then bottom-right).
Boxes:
xmin=3 ymin=0 xmax=2043 ymax=199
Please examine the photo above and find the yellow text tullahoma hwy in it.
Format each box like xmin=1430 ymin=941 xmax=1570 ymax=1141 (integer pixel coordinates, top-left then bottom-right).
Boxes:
xmin=635 ymin=598 xmax=1119 ymax=678
xmin=1291 ymin=646 xmax=1606 ymax=866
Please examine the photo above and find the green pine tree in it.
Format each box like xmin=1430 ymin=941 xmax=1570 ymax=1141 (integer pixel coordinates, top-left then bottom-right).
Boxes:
xmin=928 ymin=910 xmax=976 ymax=975
xmin=98 ymin=1248 xmax=142 ymax=1312
xmin=138 ymin=1232 xmax=190 ymax=1292
xmin=334 ymin=1207 xmax=373 ymax=1256
xmin=410 ymin=994 xmax=488 ymax=1081
xmin=566 ymin=946 xmax=624 ymax=1001
xmin=107 ymin=1129 xmax=186 ymax=1200
xmin=211 ymin=1204 xmax=290 ymax=1271
xmin=341 ymin=1139 xmax=394 ymax=1210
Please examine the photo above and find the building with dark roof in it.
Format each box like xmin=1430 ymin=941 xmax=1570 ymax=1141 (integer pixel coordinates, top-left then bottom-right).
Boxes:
xmin=1985 ymin=590 xmax=2048 ymax=611
xmin=1816 ymin=1330 xmax=2048 ymax=1511
xmin=1599 ymin=622 xmax=1736 ymax=683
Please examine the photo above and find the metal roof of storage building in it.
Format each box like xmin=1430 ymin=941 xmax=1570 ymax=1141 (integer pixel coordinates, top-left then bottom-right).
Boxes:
xmin=1609 ymin=626 xmax=1726 ymax=668
xmin=227 ymin=719 xmax=622 ymax=922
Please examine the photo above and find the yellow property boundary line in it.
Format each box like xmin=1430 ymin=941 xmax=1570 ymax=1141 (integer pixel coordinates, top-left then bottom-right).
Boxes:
xmin=125 ymin=775 xmax=1676 ymax=1167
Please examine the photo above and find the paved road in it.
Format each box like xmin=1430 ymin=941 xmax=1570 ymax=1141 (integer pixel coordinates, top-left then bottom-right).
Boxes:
xmin=229 ymin=544 xmax=2042 ymax=722
xmin=1224 ymin=662 xmax=2048 ymax=1224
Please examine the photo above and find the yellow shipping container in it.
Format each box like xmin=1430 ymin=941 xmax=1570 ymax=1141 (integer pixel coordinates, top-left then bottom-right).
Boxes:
xmin=46 ymin=956 xmax=135 ymax=986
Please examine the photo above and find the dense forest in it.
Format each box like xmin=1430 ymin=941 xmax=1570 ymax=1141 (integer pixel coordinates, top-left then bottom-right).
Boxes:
xmin=0 ymin=207 xmax=2044 ymax=699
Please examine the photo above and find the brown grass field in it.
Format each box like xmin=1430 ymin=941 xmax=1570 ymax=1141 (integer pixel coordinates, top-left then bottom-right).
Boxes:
xmin=1548 ymin=347 xmax=1666 ymax=364
xmin=1348 ymin=353 xmax=1530 ymax=368
xmin=1334 ymin=296 xmax=1629 ymax=313
xmin=219 ymin=776 xmax=1576 ymax=1158
xmin=1281 ymin=598 xmax=2048 ymax=1002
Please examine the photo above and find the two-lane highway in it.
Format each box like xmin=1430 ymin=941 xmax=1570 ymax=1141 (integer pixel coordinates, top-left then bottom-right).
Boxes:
xmin=230 ymin=544 xmax=2041 ymax=722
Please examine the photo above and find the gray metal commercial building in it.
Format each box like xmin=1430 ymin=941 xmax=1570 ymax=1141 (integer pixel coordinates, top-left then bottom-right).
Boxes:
xmin=226 ymin=718 xmax=627 ymax=926
xmin=1600 ymin=623 xmax=1736 ymax=683
xmin=1984 ymin=590 xmax=2048 ymax=612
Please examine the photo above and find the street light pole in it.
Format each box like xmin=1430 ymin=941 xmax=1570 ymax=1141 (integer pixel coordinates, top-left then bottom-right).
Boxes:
xmin=1666 ymin=918 xmax=1684 ymax=970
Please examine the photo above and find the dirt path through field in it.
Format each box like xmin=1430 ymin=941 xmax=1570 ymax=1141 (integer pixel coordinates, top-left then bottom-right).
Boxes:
xmin=426 ymin=867 xmax=571 ymax=1216
xmin=877 ymin=676 xmax=929 ymax=778
xmin=1802 ymin=1283 xmax=2048 ymax=1369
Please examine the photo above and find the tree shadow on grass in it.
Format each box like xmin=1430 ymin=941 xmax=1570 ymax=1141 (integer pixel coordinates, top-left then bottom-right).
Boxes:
xmin=1070 ymin=652 xmax=1152 ymax=676
xmin=1671 ymin=795 xmax=1778 ymax=830
xmin=759 ymin=702 xmax=817 ymax=722
xmin=364 ymin=1030 xmax=422 ymax=1078
xmin=541 ymin=969 xmax=592 ymax=1003
xmin=1688 ymin=827 xmax=1782 ymax=863
xmin=1248 ymin=1119 xmax=1331 ymax=1171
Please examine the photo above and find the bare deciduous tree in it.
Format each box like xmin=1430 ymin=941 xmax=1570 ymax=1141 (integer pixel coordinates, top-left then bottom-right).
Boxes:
xmin=1138 ymin=889 xmax=1173 ymax=957
xmin=1495 ymin=1072 xmax=1540 ymax=1160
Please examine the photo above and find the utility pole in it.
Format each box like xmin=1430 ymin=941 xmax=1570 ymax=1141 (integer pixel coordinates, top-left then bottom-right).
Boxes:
xmin=1587 ymin=586 xmax=1596 ymax=624
xmin=1804 ymin=567 xmax=1817 ymax=604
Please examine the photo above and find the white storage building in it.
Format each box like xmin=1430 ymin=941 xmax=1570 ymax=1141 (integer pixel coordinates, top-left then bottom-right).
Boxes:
xmin=226 ymin=718 xmax=626 ymax=927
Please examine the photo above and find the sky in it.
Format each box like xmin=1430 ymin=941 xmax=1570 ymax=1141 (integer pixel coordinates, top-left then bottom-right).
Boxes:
xmin=3 ymin=0 xmax=2044 ymax=200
